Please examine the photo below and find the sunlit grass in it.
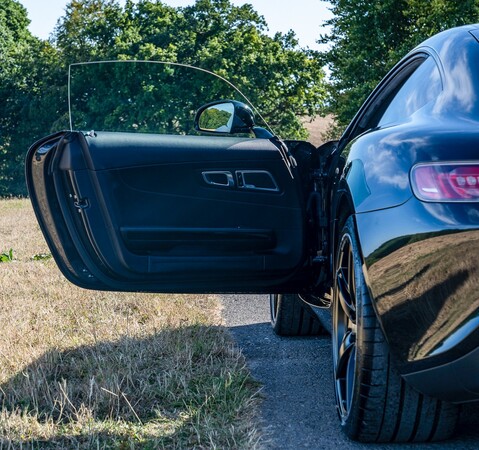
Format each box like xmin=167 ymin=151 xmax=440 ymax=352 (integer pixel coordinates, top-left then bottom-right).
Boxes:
xmin=0 ymin=199 xmax=261 ymax=448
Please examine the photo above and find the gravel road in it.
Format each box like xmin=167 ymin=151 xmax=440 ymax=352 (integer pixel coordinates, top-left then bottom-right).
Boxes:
xmin=221 ymin=294 xmax=479 ymax=450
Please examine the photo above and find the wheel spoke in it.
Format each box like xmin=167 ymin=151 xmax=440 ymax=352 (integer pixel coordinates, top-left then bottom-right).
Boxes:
xmin=348 ymin=248 xmax=356 ymax=301
xmin=335 ymin=329 xmax=356 ymax=379
xmin=346 ymin=347 xmax=356 ymax=410
xmin=336 ymin=265 xmax=356 ymax=323
xmin=270 ymin=294 xmax=278 ymax=323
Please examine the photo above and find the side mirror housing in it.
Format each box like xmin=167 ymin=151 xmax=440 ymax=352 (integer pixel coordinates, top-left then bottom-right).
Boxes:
xmin=195 ymin=100 xmax=272 ymax=138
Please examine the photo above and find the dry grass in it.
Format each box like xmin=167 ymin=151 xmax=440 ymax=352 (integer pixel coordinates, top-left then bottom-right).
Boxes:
xmin=0 ymin=199 xmax=261 ymax=449
xmin=302 ymin=115 xmax=335 ymax=146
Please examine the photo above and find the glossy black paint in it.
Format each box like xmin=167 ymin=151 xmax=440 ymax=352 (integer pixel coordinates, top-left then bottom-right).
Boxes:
xmin=331 ymin=25 xmax=479 ymax=400
xmin=355 ymin=201 xmax=479 ymax=401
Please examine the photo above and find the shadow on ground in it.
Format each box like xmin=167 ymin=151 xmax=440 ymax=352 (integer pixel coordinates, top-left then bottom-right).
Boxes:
xmin=0 ymin=325 xmax=253 ymax=448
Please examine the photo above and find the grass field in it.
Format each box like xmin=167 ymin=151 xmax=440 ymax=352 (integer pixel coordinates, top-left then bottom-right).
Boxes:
xmin=0 ymin=199 xmax=261 ymax=449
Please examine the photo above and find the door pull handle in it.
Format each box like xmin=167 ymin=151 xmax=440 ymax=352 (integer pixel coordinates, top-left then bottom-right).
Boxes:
xmin=202 ymin=171 xmax=235 ymax=188
xmin=236 ymin=170 xmax=279 ymax=192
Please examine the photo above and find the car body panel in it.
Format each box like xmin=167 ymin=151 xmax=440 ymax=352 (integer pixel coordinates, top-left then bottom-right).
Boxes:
xmin=357 ymin=200 xmax=479 ymax=402
xmin=403 ymin=345 xmax=479 ymax=403
xmin=346 ymin=121 xmax=479 ymax=213
xmin=356 ymin=200 xmax=479 ymax=366
xmin=332 ymin=24 xmax=479 ymax=401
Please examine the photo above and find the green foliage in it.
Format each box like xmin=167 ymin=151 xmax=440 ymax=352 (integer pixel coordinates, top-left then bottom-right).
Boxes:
xmin=54 ymin=0 xmax=126 ymax=61
xmin=0 ymin=1 xmax=68 ymax=197
xmin=31 ymin=253 xmax=52 ymax=261
xmin=57 ymin=0 xmax=327 ymax=138
xmin=198 ymin=107 xmax=233 ymax=131
xmin=0 ymin=0 xmax=327 ymax=196
xmin=69 ymin=61 xmax=242 ymax=134
xmin=0 ymin=249 xmax=14 ymax=262
xmin=320 ymin=0 xmax=479 ymax=128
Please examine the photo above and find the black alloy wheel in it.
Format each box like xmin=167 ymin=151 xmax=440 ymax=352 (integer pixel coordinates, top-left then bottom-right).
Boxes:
xmin=332 ymin=217 xmax=459 ymax=442
xmin=333 ymin=223 xmax=357 ymax=422
xmin=270 ymin=293 xmax=323 ymax=336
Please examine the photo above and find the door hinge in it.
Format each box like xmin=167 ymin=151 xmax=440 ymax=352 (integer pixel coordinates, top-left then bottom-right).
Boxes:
xmin=73 ymin=196 xmax=89 ymax=211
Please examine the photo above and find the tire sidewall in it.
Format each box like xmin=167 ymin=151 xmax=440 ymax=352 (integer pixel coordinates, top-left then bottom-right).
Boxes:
xmin=270 ymin=293 xmax=280 ymax=329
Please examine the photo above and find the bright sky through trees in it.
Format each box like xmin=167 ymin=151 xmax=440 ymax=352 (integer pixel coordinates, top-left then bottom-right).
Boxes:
xmin=20 ymin=0 xmax=332 ymax=50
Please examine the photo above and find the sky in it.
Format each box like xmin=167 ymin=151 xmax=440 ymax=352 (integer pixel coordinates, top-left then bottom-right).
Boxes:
xmin=19 ymin=0 xmax=332 ymax=50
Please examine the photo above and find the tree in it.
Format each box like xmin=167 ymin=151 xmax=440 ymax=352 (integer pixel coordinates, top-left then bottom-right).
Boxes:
xmin=320 ymin=0 xmax=479 ymax=129
xmin=0 ymin=0 xmax=66 ymax=196
xmin=54 ymin=0 xmax=327 ymax=139
xmin=54 ymin=0 xmax=125 ymax=61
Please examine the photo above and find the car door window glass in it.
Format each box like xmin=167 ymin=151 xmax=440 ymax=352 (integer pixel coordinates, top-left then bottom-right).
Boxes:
xmin=68 ymin=61 xmax=269 ymax=136
xmin=378 ymin=57 xmax=442 ymax=127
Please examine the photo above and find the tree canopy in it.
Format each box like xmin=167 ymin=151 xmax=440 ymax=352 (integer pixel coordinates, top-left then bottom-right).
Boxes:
xmin=0 ymin=0 xmax=327 ymax=196
xmin=0 ymin=0 xmax=65 ymax=195
xmin=55 ymin=0 xmax=327 ymax=136
xmin=320 ymin=0 xmax=479 ymax=129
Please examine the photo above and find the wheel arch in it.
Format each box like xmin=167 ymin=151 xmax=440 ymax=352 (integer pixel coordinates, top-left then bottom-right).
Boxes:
xmin=331 ymin=183 xmax=387 ymax=343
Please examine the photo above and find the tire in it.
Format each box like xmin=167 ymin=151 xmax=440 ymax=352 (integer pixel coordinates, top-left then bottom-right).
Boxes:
xmin=332 ymin=217 xmax=459 ymax=442
xmin=270 ymin=293 xmax=323 ymax=336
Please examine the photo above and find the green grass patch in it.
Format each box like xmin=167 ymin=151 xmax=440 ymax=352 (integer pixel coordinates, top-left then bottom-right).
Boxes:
xmin=0 ymin=249 xmax=13 ymax=262
xmin=31 ymin=252 xmax=52 ymax=261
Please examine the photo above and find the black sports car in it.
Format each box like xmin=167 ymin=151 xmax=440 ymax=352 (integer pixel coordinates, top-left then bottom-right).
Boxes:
xmin=26 ymin=24 xmax=479 ymax=443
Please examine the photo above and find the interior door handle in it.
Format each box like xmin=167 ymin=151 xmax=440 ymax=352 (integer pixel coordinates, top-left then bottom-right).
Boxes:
xmin=202 ymin=171 xmax=235 ymax=188
xmin=236 ymin=170 xmax=279 ymax=192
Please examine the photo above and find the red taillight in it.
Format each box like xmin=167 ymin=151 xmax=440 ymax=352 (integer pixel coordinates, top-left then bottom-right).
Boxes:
xmin=411 ymin=163 xmax=479 ymax=201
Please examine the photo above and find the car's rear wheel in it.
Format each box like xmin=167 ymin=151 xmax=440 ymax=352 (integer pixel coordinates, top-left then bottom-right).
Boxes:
xmin=333 ymin=217 xmax=459 ymax=442
xmin=270 ymin=293 xmax=323 ymax=336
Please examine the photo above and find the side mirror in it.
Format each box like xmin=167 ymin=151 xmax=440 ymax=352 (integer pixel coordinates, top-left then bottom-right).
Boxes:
xmin=195 ymin=100 xmax=272 ymax=138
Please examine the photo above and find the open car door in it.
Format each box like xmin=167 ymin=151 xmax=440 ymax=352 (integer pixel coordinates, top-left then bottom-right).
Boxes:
xmin=26 ymin=62 xmax=315 ymax=293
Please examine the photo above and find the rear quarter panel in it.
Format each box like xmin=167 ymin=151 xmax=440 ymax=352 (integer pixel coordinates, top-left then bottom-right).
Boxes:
xmin=346 ymin=124 xmax=479 ymax=373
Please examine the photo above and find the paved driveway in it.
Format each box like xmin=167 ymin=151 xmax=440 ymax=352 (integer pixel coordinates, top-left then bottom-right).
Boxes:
xmin=221 ymin=294 xmax=479 ymax=449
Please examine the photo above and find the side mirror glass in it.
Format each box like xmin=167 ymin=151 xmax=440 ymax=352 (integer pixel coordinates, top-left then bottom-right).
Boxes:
xmin=197 ymin=102 xmax=235 ymax=133
xmin=195 ymin=100 xmax=273 ymax=139
xmin=195 ymin=100 xmax=256 ymax=134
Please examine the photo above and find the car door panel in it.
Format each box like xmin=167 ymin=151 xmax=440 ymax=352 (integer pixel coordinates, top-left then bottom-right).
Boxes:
xmin=27 ymin=131 xmax=311 ymax=293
